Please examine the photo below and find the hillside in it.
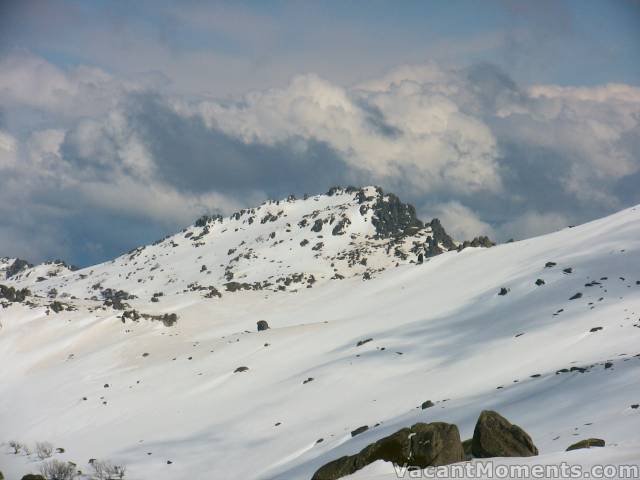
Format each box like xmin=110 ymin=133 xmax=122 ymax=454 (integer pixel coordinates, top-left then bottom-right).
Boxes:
xmin=1 ymin=188 xmax=639 ymax=480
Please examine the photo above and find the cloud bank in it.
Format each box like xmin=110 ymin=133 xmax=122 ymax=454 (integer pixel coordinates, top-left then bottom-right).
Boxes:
xmin=1 ymin=52 xmax=639 ymax=265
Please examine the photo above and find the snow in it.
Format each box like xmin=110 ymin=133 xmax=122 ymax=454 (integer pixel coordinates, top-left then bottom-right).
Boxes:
xmin=1 ymin=193 xmax=639 ymax=480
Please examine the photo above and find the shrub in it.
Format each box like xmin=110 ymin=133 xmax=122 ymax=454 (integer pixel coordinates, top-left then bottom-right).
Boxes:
xmin=9 ymin=440 xmax=23 ymax=454
xmin=91 ymin=460 xmax=126 ymax=480
xmin=35 ymin=441 xmax=54 ymax=459
xmin=40 ymin=460 xmax=76 ymax=480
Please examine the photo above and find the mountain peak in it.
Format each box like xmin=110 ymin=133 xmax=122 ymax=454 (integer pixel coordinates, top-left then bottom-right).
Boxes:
xmin=2 ymin=187 xmax=461 ymax=301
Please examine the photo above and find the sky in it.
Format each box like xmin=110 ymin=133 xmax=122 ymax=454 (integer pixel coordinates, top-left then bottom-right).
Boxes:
xmin=1 ymin=0 xmax=639 ymax=267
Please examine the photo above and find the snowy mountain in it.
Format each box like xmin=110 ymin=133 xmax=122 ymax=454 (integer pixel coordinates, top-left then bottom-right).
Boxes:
xmin=0 ymin=186 xmax=457 ymax=303
xmin=1 ymin=188 xmax=639 ymax=480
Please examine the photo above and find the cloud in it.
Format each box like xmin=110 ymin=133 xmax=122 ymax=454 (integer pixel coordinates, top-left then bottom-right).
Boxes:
xmin=420 ymin=201 xmax=495 ymax=241
xmin=1 ymin=52 xmax=639 ymax=265
xmin=498 ymin=211 xmax=571 ymax=241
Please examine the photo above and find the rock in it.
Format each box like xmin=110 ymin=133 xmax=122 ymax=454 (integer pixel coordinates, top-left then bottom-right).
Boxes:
xmin=351 ymin=425 xmax=369 ymax=437
xmin=311 ymin=219 xmax=324 ymax=232
xmin=569 ymin=292 xmax=583 ymax=300
xmin=257 ymin=320 xmax=270 ymax=331
xmin=563 ymin=267 xmax=573 ymax=274
xmin=566 ymin=438 xmax=605 ymax=451
xmin=535 ymin=279 xmax=545 ymax=286
xmin=471 ymin=410 xmax=538 ymax=458
xmin=6 ymin=258 xmax=32 ymax=278
xmin=498 ymin=287 xmax=509 ymax=296
xmin=234 ymin=366 xmax=249 ymax=373
xmin=356 ymin=338 xmax=373 ymax=347
xmin=462 ymin=438 xmax=473 ymax=459
xmin=545 ymin=261 xmax=557 ymax=268
xmin=456 ymin=236 xmax=495 ymax=252
xmin=421 ymin=400 xmax=435 ymax=409
xmin=590 ymin=327 xmax=603 ymax=332
xmin=312 ymin=422 xmax=464 ymax=480
xmin=370 ymin=189 xmax=424 ymax=239
xmin=21 ymin=476 xmax=46 ymax=480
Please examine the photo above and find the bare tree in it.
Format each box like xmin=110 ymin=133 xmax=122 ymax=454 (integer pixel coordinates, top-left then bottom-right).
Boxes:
xmin=22 ymin=444 xmax=32 ymax=456
xmin=91 ymin=460 xmax=126 ymax=480
xmin=35 ymin=441 xmax=54 ymax=459
xmin=8 ymin=440 xmax=23 ymax=454
xmin=40 ymin=459 xmax=77 ymax=480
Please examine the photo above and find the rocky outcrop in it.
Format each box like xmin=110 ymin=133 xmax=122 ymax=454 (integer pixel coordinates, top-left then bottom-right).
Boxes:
xmin=311 ymin=422 xmax=464 ymax=480
xmin=424 ymin=219 xmax=457 ymax=257
xmin=457 ymin=236 xmax=495 ymax=252
xmin=5 ymin=258 xmax=32 ymax=278
xmin=370 ymin=188 xmax=423 ymax=238
xmin=566 ymin=438 xmax=605 ymax=451
xmin=471 ymin=410 xmax=538 ymax=458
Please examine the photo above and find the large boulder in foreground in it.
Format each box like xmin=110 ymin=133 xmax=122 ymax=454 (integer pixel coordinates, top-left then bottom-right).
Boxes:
xmin=472 ymin=410 xmax=538 ymax=458
xmin=311 ymin=422 xmax=464 ymax=480
xmin=21 ymin=475 xmax=46 ymax=480
xmin=566 ymin=438 xmax=605 ymax=451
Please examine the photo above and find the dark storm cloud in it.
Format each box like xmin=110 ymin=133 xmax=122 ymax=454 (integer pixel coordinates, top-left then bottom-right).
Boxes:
xmin=122 ymin=94 xmax=356 ymax=198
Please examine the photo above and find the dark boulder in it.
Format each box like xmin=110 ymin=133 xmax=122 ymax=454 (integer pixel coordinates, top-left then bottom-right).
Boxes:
xmin=21 ymin=476 xmax=46 ymax=480
xmin=535 ymin=279 xmax=545 ymax=286
xmin=498 ymin=287 xmax=509 ymax=296
xmin=421 ymin=400 xmax=434 ymax=409
xmin=312 ymin=422 xmax=464 ymax=480
xmin=351 ymin=425 xmax=368 ymax=437
xmin=566 ymin=438 xmax=605 ymax=451
xmin=257 ymin=320 xmax=270 ymax=331
xmin=311 ymin=219 xmax=324 ymax=232
xmin=234 ymin=366 xmax=249 ymax=373
xmin=471 ymin=410 xmax=538 ymax=458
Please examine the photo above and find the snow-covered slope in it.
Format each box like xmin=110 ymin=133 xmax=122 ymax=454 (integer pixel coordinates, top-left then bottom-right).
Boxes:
xmin=1 ymin=190 xmax=639 ymax=480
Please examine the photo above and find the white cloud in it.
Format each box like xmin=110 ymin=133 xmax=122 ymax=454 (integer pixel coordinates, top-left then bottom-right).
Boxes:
xmin=183 ymin=70 xmax=502 ymax=195
xmin=420 ymin=201 xmax=495 ymax=241
xmin=0 ymin=130 xmax=18 ymax=169
xmin=1 ymin=53 xmax=640 ymax=263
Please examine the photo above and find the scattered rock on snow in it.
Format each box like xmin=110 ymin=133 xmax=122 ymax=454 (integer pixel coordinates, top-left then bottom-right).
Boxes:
xmin=566 ymin=438 xmax=605 ymax=451
xmin=234 ymin=366 xmax=249 ymax=373
xmin=257 ymin=320 xmax=270 ymax=331
xmin=421 ymin=400 xmax=435 ymax=409
xmin=351 ymin=425 xmax=369 ymax=437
